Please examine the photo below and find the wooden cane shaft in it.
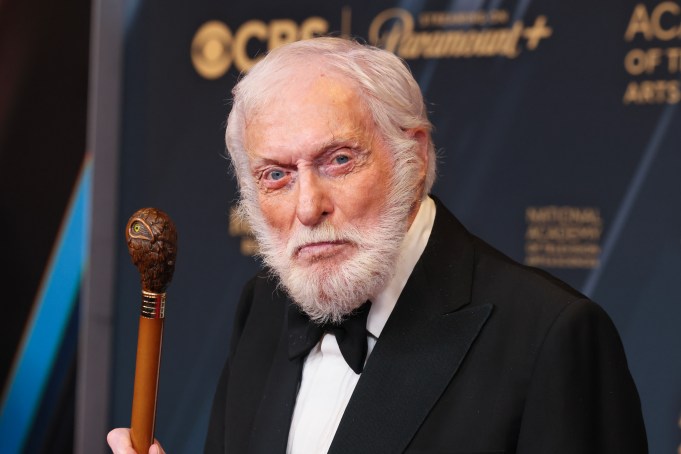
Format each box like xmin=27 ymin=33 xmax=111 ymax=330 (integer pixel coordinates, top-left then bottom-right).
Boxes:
xmin=130 ymin=317 xmax=164 ymax=454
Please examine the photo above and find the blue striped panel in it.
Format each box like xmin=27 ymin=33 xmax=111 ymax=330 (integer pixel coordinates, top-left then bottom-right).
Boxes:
xmin=0 ymin=156 xmax=92 ymax=453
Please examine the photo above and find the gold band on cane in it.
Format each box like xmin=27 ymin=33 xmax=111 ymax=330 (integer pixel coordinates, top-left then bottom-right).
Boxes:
xmin=141 ymin=290 xmax=166 ymax=319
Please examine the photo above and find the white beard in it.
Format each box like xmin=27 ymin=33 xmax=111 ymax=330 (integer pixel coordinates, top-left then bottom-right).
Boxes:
xmin=241 ymin=183 xmax=415 ymax=325
xmin=264 ymin=213 xmax=406 ymax=324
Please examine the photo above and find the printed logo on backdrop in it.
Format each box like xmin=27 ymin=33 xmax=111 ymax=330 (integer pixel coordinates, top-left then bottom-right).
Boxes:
xmin=623 ymin=1 xmax=681 ymax=105
xmin=368 ymin=8 xmax=551 ymax=59
xmin=524 ymin=206 xmax=603 ymax=269
xmin=191 ymin=7 xmax=554 ymax=82
xmin=191 ymin=17 xmax=329 ymax=78
xmin=228 ymin=206 xmax=258 ymax=256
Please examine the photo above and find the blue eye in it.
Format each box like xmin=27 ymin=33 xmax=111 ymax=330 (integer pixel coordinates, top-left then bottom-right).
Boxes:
xmin=334 ymin=155 xmax=350 ymax=164
xmin=269 ymin=170 xmax=285 ymax=180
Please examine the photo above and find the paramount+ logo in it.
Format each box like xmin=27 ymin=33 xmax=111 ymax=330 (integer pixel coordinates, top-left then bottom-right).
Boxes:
xmin=191 ymin=17 xmax=329 ymax=79
xmin=191 ymin=9 xmax=553 ymax=80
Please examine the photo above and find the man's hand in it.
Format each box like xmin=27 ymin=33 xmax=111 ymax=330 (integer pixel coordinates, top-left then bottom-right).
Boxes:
xmin=107 ymin=428 xmax=165 ymax=454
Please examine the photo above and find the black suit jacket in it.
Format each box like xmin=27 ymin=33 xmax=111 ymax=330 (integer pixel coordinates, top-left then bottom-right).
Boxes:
xmin=205 ymin=199 xmax=647 ymax=453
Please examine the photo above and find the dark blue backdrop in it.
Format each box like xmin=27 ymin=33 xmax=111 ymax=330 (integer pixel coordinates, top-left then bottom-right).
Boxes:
xmin=109 ymin=1 xmax=681 ymax=452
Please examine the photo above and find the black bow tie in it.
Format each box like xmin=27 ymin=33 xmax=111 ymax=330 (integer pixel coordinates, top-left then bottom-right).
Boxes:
xmin=288 ymin=301 xmax=372 ymax=374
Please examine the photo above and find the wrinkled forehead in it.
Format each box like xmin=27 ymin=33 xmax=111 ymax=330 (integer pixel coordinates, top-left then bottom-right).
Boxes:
xmin=242 ymin=73 xmax=376 ymax=160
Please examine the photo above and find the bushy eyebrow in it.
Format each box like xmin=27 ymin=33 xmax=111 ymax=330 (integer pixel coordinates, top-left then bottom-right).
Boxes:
xmin=249 ymin=135 xmax=365 ymax=170
xmin=249 ymin=156 xmax=285 ymax=169
xmin=316 ymin=137 xmax=362 ymax=157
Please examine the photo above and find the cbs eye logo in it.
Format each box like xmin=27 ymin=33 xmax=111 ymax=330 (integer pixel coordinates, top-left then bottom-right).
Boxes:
xmin=191 ymin=21 xmax=233 ymax=80
xmin=191 ymin=17 xmax=329 ymax=79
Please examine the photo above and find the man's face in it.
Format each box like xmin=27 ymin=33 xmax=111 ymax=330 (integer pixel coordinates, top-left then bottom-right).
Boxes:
xmin=242 ymin=69 xmax=423 ymax=322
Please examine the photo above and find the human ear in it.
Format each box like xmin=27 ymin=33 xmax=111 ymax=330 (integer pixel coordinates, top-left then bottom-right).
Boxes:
xmin=406 ymin=128 xmax=429 ymax=186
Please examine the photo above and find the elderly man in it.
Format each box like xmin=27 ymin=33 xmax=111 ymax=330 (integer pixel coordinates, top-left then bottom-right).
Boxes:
xmin=109 ymin=37 xmax=647 ymax=454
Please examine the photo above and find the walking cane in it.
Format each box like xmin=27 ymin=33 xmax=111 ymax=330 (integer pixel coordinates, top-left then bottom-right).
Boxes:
xmin=125 ymin=208 xmax=178 ymax=453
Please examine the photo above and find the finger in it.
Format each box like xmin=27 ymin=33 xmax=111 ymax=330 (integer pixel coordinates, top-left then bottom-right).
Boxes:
xmin=150 ymin=440 xmax=165 ymax=454
xmin=107 ymin=428 xmax=137 ymax=454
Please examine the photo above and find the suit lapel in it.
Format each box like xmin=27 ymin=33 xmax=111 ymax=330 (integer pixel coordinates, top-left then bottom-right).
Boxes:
xmin=329 ymin=199 xmax=493 ymax=454
xmin=248 ymin=300 xmax=303 ymax=454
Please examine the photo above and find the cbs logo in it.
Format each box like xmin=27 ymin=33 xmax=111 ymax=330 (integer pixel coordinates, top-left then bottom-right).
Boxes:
xmin=191 ymin=17 xmax=329 ymax=79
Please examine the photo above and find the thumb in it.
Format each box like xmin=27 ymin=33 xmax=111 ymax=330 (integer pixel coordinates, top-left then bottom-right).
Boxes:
xmin=149 ymin=440 xmax=165 ymax=454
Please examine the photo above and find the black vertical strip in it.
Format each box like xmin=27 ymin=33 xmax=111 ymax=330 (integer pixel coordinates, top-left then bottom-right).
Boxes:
xmin=0 ymin=0 xmax=90 ymax=390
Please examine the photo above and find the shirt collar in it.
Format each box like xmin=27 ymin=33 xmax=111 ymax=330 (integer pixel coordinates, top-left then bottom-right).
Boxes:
xmin=366 ymin=196 xmax=436 ymax=338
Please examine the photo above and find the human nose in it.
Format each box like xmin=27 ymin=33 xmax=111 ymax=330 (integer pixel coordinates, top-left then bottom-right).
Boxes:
xmin=295 ymin=168 xmax=333 ymax=226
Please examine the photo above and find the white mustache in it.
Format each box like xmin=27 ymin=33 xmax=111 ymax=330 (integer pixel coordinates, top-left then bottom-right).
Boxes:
xmin=286 ymin=224 xmax=361 ymax=257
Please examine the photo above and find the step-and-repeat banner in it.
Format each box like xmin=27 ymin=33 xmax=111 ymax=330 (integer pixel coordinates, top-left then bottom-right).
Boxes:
xmin=110 ymin=0 xmax=680 ymax=452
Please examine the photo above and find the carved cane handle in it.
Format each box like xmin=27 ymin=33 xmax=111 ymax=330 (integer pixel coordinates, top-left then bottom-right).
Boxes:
xmin=125 ymin=208 xmax=177 ymax=453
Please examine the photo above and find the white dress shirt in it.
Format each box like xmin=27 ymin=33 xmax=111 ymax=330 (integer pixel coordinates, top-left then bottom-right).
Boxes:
xmin=286 ymin=196 xmax=436 ymax=454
